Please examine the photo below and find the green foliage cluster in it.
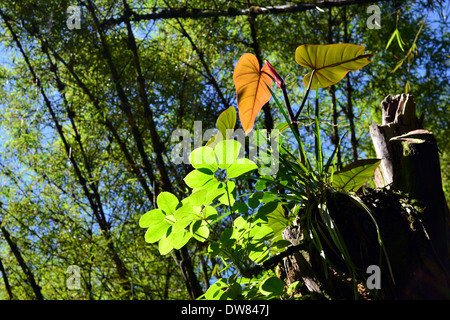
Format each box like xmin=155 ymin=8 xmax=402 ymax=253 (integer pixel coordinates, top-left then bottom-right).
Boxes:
xmin=138 ymin=43 xmax=388 ymax=299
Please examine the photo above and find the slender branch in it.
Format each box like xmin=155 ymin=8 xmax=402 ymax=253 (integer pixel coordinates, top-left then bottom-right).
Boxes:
xmin=43 ymin=40 xmax=154 ymax=201
xmin=123 ymin=0 xmax=203 ymax=300
xmin=173 ymin=14 xmax=229 ymax=112
xmin=100 ymin=0 xmax=393 ymax=28
xmin=0 ymin=253 xmax=14 ymax=299
xmin=0 ymin=219 xmax=43 ymax=300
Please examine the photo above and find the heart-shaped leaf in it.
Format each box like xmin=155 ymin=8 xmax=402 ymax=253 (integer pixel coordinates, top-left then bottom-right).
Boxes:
xmin=233 ymin=53 xmax=272 ymax=134
xmin=331 ymin=159 xmax=381 ymax=191
xmin=206 ymin=106 xmax=237 ymax=148
xmin=295 ymin=44 xmax=372 ymax=89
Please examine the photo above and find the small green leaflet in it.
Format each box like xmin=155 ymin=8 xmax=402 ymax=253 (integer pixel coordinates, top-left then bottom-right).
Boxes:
xmin=216 ymin=106 xmax=236 ymax=139
xmin=385 ymin=29 xmax=405 ymax=52
xmin=189 ymin=146 xmax=218 ymax=172
xmin=139 ymin=208 xmax=165 ymax=228
xmin=156 ymin=192 xmax=179 ymax=215
xmin=206 ymin=106 xmax=236 ymax=148
xmin=331 ymin=159 xmax=381 ymax=191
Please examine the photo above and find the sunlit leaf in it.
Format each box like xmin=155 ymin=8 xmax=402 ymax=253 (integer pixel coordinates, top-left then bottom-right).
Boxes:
xmin=248 ymin=242 xmax=268 ymax=263
xmin=169 ymin=229 xmax=192 ymax=250
xmin=233 ymin=53 xmax=272 ymax=134
xmin=139 ymin=209 xmax=165 ymax=228
xmin=266 ymin=204 xmax=290 ymax=236
xmin=158 ymin=231 xmax=173 ymax=255
xmin=331 ymin=159 xmax=381 ymax=191
xmin=295 ymin=44 xmax=372 ymax=89
xmin=157 ymin=192 xmax=179 ymax=215
xmin=203 ymin=205 xmax=218 ymax=222
xmin=227 ymin=158 xmax=258 ymax=179
xmin=144 ymin=220 xmax=171 ymax=244
xmin=214 ymin=139 xmax=241 ymax=170
xmin=205 ymin=280 xmax=227 ymax=300
xmin=218 ymin=181 xmax=236 ymax=206
xmin=190 ymin=220 xmax=210 ymax=242
xmin=206 ymin=106 xmax=237 ymax=147
xmin=184 ymin=168 xmax=216 ymax=189
xmin=217 ymin=106 xmax=237 ymax=139
xmin=189 ymin=146 xmax=218 ymax=172
xmin=172 ymin=214 xmax=193 ymax=233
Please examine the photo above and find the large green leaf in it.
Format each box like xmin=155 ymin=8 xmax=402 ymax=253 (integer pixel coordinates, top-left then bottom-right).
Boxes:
xmin=265 ymin=204 xmax=290 ymax=237
xmin=144 ymin=220 xmax=171 ymax=244
xmin=158 ymin=232 xmax=173 ymax=255
xmin=214 ymin=139 xmax=241 ymax=170
xmin=295 ymin=44 xmax=372 ymax=89
xmin=331 ymin=159 xmax=381 ymax=191
xmin=169 ymin=229 xmax=192 ymax=250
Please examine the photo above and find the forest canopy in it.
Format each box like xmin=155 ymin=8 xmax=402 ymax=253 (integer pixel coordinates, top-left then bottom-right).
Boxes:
xmin=0 ymin=0 xmax=448 ymax=300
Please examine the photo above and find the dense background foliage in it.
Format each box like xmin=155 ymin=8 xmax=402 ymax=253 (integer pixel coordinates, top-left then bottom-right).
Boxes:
xmin=0 ymin=0 xmax=448 ymax=299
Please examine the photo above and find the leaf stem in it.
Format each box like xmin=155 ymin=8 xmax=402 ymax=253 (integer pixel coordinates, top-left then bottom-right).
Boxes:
xmin=294 ymin=69 xmax=315 ymax=120
xmin=281 ymin=85 xmax=298 ymax=134
xmin=281 ymin=84 xmax=306 ymax=166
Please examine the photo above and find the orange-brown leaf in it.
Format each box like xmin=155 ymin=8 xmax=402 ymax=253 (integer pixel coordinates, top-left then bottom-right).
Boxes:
xmin=233 ymin=53 xmax=272 ymax=134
